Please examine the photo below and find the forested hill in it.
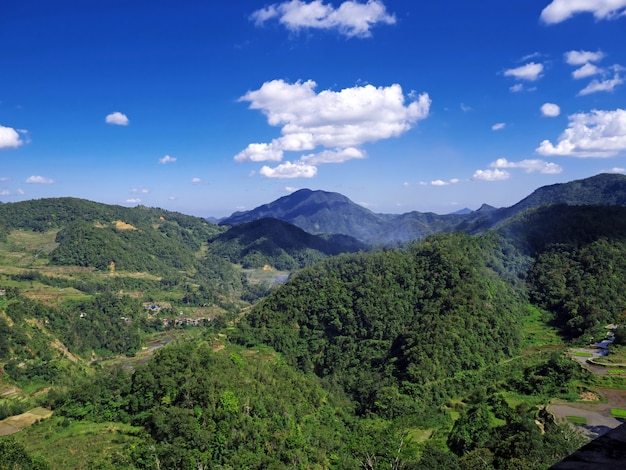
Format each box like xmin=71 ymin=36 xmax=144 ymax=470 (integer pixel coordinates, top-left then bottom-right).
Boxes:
xmin=235 ymin=232 xmax=525 ymax=416
xmin=458 ymin=173 xmax=626 ymax=234
xmin=206 ymin=217 xmax=367 ymax=270
xmin=0 ymin=197 xmax=222 ymax=242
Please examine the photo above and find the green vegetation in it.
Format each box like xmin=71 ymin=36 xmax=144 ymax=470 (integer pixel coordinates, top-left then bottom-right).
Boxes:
xmin=566 ymin=416 xmax=587 ymax=425
xmin=611 ymin=408 xmax=626 ymax=418
xmin=3 ymin=194 xmax=626 ymax=468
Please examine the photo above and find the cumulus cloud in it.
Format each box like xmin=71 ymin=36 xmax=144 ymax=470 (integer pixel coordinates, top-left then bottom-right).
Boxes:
xmin=536 ymin=108 xmax=626 ymax=157
xmin=26 ymin=175 xmax=54 ymax=184
xmin=192 ymin=177 xmax=201 ymax=184
xmin=0 ymin=125 xmax=25 ymax=150
xmin=0 ymin=189 xmax=9 ymax=196
xmin=509 ymin=83 xmax=524 ymax=93
xmin=565 ymin=50 xmax=606 ymax=66
xmin=541 ymin=0 xmax=626 ymax=24
xmin=126 ymin=198 xmax=141 ymax=204
xmin=578 ymin=74 xmax=624 ymax=96
xmin=572 ymin=63 xmax=602 ymax=79
xmin=472 ymin=169 xmax=510 ymax=181
xmin=235 ymin=79 xmax=430 ymax=178
xmin=131 ymin=187 xmax=149 ymax=194
xmin=250 ymin=0 xmax=396 ymax=38
xmin=490 ymin=157 xmax=563 ymax=174
xmin=541 ymin=103 xmax=561 ymax=117
xmin=492 ymin=122 xmax=506 ymax=131
xmin=260 ymin=161 xmax=318 ymax=178
xmin=105 ymin=112 xmax=129 ymax=126
xmin=608 ymin=167 xmax=626 ymax=173
xmin=159 ymin=155 xmax=177 ymax=164
xmin=504 ymin=62 xmax=544 ymax=81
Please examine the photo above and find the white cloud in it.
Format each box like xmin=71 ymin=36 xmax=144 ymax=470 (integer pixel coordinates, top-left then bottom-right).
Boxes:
xmin=105 ymin=112 xmax=129 ymax=126
xmin=159 ymin=155 xmax=176 ymax=164
xmin=235 ymin=142 xmax=285 ymax=163
xmin=192 ymin=177 xmax=201 ymax=184
xmin=0 ymin=189 xmax=9 ymax=196
xmin=564 ymin=50 xmax=606 ymax=66
xmin=504 ymin=62 xmax=544 ymax=81
xmin=285 ymin=186 xmax=299 ymax=192
xmin=541 ymin=103 xmax=561 ymax=117
xmin=578 ymin=74 xmax=624 ymax=95
xmin=509 ymin=83 xmax=524 ymax=93
xmin=541 ymin=0 xmax=626 ymax=24
xmin=131 ymin=187 xmax=149 ymax=194
xmin=259 ymin=161 xmax=318 ymax=178
xmin=0 ymin=125 xmax=25 ymax=149
xmin=250 ymin=0 xmax=396 ymax=38
xmin=492 ymin=122 xmax=506 ymax=131
xmin=472 ymin=169 xmax=510 ymax=181
xmin=490 ymin=157 xmax=563 ymax=174
xmin=126 ymin=198 xmax=141 ymax=204
xmin=17 ymin=189 xmax=24 ymax=195
xmin=25 ymin=175 xmax=54 ymax=184
xmin=608 ymin=167 xmax=626 ymax=173
xmin=300 ymin=147 xmax=365 ymax=164
xmin=0 ymin=177 xmax=10 ymax=182
xmin=430 ymin=178 xmax=459 ymax=186
xmin=234 ymin=79 xmax=430 ymax=178
xmin=537 ymin=108 xmax=626 ymax=157
xmin=572 ymin=63 xmax=602 ymax=79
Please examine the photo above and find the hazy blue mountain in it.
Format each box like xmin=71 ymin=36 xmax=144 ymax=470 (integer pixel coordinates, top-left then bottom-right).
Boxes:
xmin=221 ymin=174 xmax=626 ymax=243
xmin=220 ymin=189 xmax=390 ymax=242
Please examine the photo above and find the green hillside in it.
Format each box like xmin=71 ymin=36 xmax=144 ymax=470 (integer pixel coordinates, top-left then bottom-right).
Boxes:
xmin=207 ymin=217 xmax=366 ymax=270
xmin=3 ymin=195 xmax=626 ymax=468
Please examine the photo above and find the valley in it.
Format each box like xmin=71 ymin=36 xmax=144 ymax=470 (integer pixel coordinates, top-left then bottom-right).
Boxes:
xmin=1 ymin=174 xmax=626 ymax=468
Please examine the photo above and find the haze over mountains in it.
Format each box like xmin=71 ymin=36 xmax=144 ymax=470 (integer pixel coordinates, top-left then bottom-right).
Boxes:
xmin=219 ymin=173 xmax=626 ymax=244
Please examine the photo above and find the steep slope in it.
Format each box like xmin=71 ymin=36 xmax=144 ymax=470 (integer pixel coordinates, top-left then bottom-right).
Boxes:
xmin=459 ymin=173 xmax=626 ymax=234
xmin=207 ymin=217 xmax=366 ymax=270
xmin=220 ymin=188 xmax=390 ymax=242
xmin=236 ymin=232 xmax=525 ymax=415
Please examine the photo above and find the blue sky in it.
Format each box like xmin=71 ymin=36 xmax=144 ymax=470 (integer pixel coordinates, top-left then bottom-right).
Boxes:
xmin=1 ymin=0 xmax=626 ymax=217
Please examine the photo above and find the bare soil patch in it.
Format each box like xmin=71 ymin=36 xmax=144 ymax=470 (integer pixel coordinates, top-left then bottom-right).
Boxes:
xmin=0 ymin=407 xmax=52 ymax=436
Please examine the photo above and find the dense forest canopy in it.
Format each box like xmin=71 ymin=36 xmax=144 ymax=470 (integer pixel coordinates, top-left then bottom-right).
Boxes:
xmin=235 ymin=233 xmax=526 ymax=416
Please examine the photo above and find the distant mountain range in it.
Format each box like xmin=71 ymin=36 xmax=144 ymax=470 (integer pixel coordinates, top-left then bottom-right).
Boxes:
xmin=220 ymin=173 xmax=626 ymax=244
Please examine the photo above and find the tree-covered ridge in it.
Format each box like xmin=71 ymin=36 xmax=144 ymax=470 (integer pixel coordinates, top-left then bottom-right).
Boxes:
xmin=49 ymin=220 xmax=200 ymax=273
xmin=236 ymin=233 xmax=525 ymax=416
xmin=48 ymin=341 xmax=362 ymax=469
xmin=0 ymin=197 xmax=217 ymax=234
xmin=496 ymin=204 xmax=626 ymax=255
xmin=206 ymin=217 xmax=366 ymax=270
xmin=528 ymin=237 xmax=626 ymax=338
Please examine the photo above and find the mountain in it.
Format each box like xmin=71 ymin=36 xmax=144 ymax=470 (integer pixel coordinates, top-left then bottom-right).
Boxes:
xmin=458 ymin=173 xmax=626 ymax=234
xmin=206 ymin=217 xmax=367 ymax=270
xmin=220 ymin=188 xmax=390 ymax=242
xmin=220 ymin=173 xmax=626 ymax=243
